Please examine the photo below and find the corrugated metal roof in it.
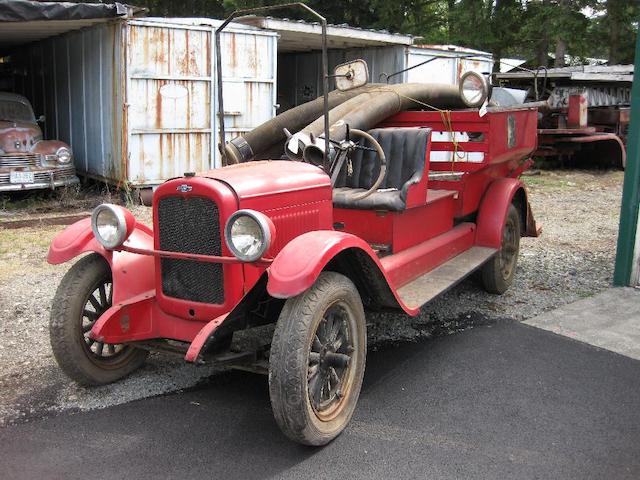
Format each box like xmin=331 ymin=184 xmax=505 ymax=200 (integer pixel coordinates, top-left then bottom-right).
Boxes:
xmin=496 ymin=64 xmax=634 ymax=83
xmin=137 ymin=16 xmax=275 ymax=33
xmin=414 ymin=44 xmax=491 ymax=56
xmin=235 ymin=15 xmax=413 ymax=52
xmin=0 ymin=18 xmax=115 ymax=50
xmin=0 ymin=1 xmax=137 ymax=51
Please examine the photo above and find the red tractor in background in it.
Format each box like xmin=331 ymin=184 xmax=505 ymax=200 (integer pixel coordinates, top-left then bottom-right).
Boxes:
xmin=494 ymin=64 xmax=631 ymax=169
xmin=46 ymin=4 xmax=540 ymax=445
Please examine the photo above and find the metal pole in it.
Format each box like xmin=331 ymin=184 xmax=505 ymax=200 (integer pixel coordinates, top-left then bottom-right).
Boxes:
xmin=215 ymin=27 xmax=225 ymax=164
xmin=321 ymin=19 xmax=329 ymax=172
xmin=613 ymin=33 xmax=640 ymax=286
xmin=215 ymin=3 xmax=329 ymax=167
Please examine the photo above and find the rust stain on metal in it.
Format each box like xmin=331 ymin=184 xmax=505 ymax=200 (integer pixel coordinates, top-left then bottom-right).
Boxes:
xmin=194 ymin=134 xmax=203 ymax=170
xmin=205 ymin=32 xmax=211 ymax=75
xmin=156 ymin=80 xmax=163 ymax=128
xmin=186 ymin=131 xmax=192 ymax=169
xmin=229 ymin=33 xmax=237 ymax=70
xmin=185 ymin=80 xmax=192 ymax=129
xmin=111 ymin=23 xmax=127 ymax=184
xmin=120 ymin=313 xmax=130 ymax=332
xmin=251 ymin=35 xmax=259 ymax=75
xmin=158 ymin=118 xmax=164 ymax=160
xmin=138 ymin=132 xmax=146 ymax=183
xmin=166 ymin=28 xmax=172 ymax=72
xmin=166 ymin=134 xmax=174 ymax=173
xmin=184 ymin=30 xmax=190 ymax=74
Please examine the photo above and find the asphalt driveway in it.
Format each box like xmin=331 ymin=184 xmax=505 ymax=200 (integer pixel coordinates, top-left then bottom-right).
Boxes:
xmin=1 ymin=319 xmax=639 ymax=480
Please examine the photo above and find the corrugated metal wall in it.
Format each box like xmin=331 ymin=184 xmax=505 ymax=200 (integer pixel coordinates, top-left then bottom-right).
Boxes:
xmin=12 ymin=22 xmax=124 ymax=182
xmin=11 ymin=18 xmax=277 ymax=186
xmin=406 ymin=48 xmax=493 ymax=85
xmin=278 ymin=46 xmax=493 ymax=110
xmin=405 ymin=48 xmax=458 ymax=84
xmin=278 ymin=46 xmax=406 ymax=111
xmin=125 ymin=20 xmax=213 ymax=184
xmin=218 ymin=24 xmax=278 ymax=146
xmin=125 ymin=19 xmax=277 ymax=184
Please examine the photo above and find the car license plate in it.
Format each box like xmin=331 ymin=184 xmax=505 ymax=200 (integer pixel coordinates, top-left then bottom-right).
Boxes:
xmin=10 ymin=171 xmax=35 ymax=184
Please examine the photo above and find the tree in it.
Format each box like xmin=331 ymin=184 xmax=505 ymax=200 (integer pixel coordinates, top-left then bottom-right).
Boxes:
xmin=125 ymin=0 xmax=637 ymax=65
xmin=604 ymin=0 xmax=638 ymax=64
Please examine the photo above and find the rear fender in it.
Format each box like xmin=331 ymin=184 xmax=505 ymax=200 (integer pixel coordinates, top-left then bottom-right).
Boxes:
xmin=47 ymin=217 xmax=155 ymax=304
xmin=476 ymin=178 xmax=540 ymax=249
xmin=571 ymin=134 xmax=626 ymax=169
xmin=266 ymin=230 xmax=419 ymax=315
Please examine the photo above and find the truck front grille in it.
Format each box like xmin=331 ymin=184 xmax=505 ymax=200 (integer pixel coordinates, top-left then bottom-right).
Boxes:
xmin=158 ymin=196 xmax=224 ymax=304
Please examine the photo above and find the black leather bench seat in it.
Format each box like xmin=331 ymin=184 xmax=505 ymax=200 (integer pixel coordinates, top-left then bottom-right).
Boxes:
xmin=332 ymin=127 xmax=431 ymax=211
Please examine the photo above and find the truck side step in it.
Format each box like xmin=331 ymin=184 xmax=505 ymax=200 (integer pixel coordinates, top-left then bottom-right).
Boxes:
xmin=397 ymin=246 xmax=497 ymax=310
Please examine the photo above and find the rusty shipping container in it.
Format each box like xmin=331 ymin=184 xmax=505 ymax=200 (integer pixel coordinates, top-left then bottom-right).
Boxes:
xmin=12 ymin=17 xmax=278 ymax=186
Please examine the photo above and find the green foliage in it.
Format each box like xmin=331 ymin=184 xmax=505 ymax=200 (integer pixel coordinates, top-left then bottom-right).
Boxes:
xmin=130 ymin=0 xmax=638 ymax=64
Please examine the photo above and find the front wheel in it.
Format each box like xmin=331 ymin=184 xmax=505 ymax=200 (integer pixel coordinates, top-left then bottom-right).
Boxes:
xmin=480 ymin=204 xmax=521 ymax=294
xmin=49 ymin=253 xmax=148 ymax=386
xmin=268 ymin=272 xmax=366 ymax=445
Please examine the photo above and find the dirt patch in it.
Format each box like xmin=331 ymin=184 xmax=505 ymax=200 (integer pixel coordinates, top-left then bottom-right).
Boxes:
xmin=0 ymin=169 xmax=625 ymax=425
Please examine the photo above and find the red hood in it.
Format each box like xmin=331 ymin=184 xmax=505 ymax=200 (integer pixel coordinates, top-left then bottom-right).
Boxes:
xmin=201 ymin=160 xmax=331 ymax=200
xmin=0 ymin=120 xmax=42 ymax=153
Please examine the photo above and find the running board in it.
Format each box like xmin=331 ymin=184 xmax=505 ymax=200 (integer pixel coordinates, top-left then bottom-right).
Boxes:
xmin=397 ymin=246 xmax=498 ymax=310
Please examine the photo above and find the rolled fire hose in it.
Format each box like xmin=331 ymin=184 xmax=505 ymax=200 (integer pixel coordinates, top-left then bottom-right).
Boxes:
xmin=222 ymin=84 xmax=386 ymax=164
xmin=298 ymin=83 xmax=465 ymax=165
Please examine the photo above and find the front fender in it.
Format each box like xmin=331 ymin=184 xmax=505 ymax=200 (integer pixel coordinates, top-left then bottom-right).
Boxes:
xmin=47 ymin=217 xmax=155 ymax=304
xmin=32 ymin=139 xmax=70 ymax=155
xmin=266 ymin=231 xmax=375 ymax=298
xmin=266 ymin=230 xmax=418 ymax=315
xmin=476 ymin=178 xmax=539 ymax=248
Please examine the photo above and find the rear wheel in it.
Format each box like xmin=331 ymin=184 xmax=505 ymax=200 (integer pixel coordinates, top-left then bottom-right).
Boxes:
xmin=50 ymin=253 xmax=148 ymax=386
xmin=268 ymin=272 xmax=366 ymax=445
xmin=481 ymin=204 xmax=521 ymax=294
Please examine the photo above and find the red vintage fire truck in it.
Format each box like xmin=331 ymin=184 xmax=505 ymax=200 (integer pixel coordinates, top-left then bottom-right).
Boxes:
xmin=46 ymin=5 xmax=539 ymax=446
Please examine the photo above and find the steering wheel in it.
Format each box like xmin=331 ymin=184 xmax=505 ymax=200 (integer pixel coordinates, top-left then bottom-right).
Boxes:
xmin=331 ymin=128 xmax=387 ymax=201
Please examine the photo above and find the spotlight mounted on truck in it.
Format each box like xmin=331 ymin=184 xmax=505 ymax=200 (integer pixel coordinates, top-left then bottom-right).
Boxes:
xmin=460 ymin=71 xmax=490 ymax=108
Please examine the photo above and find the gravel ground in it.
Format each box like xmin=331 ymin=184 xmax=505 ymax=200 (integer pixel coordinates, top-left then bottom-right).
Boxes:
xmin=0 ymin=169 xmax=624 ymax=425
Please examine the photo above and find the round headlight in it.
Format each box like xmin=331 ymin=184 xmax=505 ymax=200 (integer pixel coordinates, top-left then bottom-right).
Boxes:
xmin=224 ymin=210 xmax=273 ymax=262
xmin=460 ymin=71 xmax=490 ymax=108
xmin=56 ymin=147 xmax=72 ymax=164
xmin=91 ymin=204 xmax=128 ymax=249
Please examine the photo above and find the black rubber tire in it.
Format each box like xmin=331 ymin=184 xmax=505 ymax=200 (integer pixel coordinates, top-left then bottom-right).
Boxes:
xmin=268 ymin=272 xmax=366 ymax=446
xmin=49 ymin=253 xmax=148 ymax=386
xmin=481 ymin=204 xmax=521 ymax=294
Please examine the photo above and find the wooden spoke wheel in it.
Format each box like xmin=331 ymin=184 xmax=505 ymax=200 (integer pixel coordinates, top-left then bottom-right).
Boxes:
xmin=481 ymin=204 xmax=521 ymax=294
xmin=269 ymin=272 xmax=366 ymax=445
xmin=49 ymin=254 xmax=148 ymax=386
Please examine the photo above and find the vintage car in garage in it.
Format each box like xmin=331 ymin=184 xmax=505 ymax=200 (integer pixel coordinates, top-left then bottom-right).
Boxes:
xmin=0 ymin=92 xmax=78 ymax=191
